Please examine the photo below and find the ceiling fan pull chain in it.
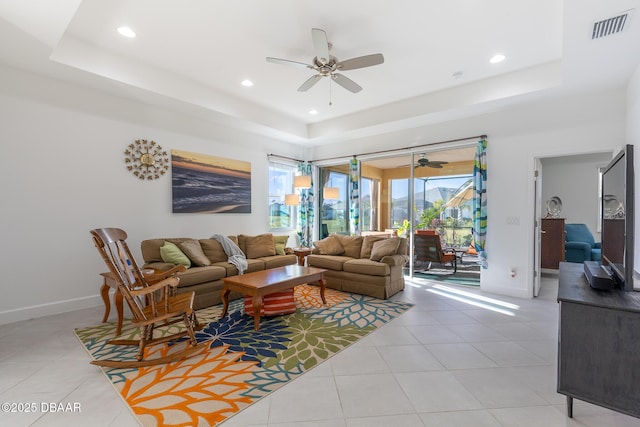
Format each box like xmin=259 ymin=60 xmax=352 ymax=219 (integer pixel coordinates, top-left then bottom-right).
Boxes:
xmin=329 ymin=78 xmax=333 ymax=106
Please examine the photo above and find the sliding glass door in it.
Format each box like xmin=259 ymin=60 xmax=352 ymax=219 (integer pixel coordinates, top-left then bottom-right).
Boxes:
xmin=319 ymin=168 xmax=349 ymax=237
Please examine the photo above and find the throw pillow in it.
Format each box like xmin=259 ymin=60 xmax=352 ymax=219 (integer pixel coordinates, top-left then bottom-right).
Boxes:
xmin=360 ymin=235 xmax=388 ymax=259
xmin=274 ymin=235 xmax=289 ymax=256
xmin=370 ymin=237 xmax=401 ymax=261
xmin=335 ymin=235 xmax=364 ymax=258
xmin=244 ymin=233 xmax=277 ymax=258
xmin=179 ymin=239 xmax=212 ymax=266
xmin=199 ymin=239 xmax=227 ymax=263
xmin=313 ymin=235 xmax=345 ymax=255
xmin=160 ymin=241 xmax=191 ymax=268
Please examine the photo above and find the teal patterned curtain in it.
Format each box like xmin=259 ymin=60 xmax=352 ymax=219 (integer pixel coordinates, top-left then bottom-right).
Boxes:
xmin=473 ymin=138 xmax=488 ymax=268
xmin=349 ymin=157 xmax=360 ymax=235
xmin=297 ymin=162 xmax=314 ymax=247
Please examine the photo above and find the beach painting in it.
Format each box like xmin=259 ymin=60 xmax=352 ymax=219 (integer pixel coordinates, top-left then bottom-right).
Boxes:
xmin=171 ymin=149 xmax=251 ymax=213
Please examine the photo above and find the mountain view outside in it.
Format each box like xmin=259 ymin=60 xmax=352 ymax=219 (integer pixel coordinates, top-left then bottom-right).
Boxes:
xmin=391 ymin=174 xmax=474 ymax=247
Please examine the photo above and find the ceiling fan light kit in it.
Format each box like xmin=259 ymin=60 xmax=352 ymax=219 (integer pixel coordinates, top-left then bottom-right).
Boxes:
xmin=266 ymin=28 xmax=384 ymax=97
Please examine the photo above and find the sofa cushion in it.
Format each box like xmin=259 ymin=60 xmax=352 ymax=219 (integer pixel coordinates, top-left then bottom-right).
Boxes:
xmin=274 ymin=235 xmax=289 ymax=255
xmin=260 ymin=254 xmax=297 ymax=269
xmin=370 ymin=237 xmax=401 ymax=261
xmin=335 ymin=235 xmax=364 ymax=259
xmin=307 ymin=254 xmax=351 ymax=271
xmin=179 ymin=239 xmax=212 ymax=266
xmin=175 ymin=265 xmax=226 ymax=287
xmin=313 ymin=235 xmax=345 ymax=255
xmin=241 ymin=233 xmax=276 ymax=258
xmin=199 ymin=239 xmax=228 ymax=263
xmin=212 ymin=259 xmax=264 ymax=276
xmin=360 ymin=235 xmax=389 ymax=259
xmin=396 ymin=237 xmax=408 ymax=255
xmin=140 ymin=238 xmax=168 ymax=263
xmin=160 ymin=241 xmax=191 ymax=268
xmin=343 ymin=258 xmax=391 ymax=276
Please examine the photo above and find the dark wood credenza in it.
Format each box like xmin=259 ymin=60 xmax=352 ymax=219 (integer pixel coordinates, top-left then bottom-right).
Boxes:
xmin=542 ymin=218 xmax=565 ymax=269
xmin=557 ymin=262 xmax=640 ymax=418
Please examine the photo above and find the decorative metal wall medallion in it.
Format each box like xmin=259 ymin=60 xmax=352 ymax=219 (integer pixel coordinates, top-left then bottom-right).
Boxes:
xmin=124 ymin=139 xmax=169 ymax=180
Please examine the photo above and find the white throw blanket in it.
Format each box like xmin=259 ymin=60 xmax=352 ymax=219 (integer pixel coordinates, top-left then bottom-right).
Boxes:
xmin=211 ymin=234 xmax=248 ymax=275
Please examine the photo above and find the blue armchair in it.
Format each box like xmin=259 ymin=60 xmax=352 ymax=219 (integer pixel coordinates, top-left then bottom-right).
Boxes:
xmin=565 ymin=223 xmax=601 ymax=263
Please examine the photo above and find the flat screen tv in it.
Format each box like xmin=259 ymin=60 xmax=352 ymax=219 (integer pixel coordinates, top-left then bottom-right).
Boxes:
xmin=600 ymin=144 xmax=635 ymax=291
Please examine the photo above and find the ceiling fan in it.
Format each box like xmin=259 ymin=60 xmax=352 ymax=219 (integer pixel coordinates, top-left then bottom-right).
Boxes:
xmin=411 ymin=154 xmax=449 ymax=169
xmin=266 ymin=28 xmax=384 ymax=93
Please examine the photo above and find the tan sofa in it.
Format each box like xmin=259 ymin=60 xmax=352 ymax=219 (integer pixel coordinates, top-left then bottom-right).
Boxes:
xmin=140 ymin=234 xmax=296 ymax=309
xmin=306 ymin=234 xmax=408 ymax=299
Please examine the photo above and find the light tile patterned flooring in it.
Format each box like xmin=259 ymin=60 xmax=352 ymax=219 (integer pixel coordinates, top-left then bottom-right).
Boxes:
xmin=2 ymin=275 xmax=640 ymax=426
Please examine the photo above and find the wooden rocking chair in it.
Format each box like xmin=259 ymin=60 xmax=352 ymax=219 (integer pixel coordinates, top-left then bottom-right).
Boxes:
xmin=90 ymin=228 xmax=208 ymax=368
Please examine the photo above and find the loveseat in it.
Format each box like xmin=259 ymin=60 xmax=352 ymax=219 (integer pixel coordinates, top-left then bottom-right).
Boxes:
xmin=140 ymin=234 xmax=296 ymax=309
xmin=306 ymin=234 xmax=408 ymax=299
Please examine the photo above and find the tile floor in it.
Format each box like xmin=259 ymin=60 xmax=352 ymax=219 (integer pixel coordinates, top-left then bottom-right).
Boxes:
xmin=2 ymin=275 xmax=640 ymax=426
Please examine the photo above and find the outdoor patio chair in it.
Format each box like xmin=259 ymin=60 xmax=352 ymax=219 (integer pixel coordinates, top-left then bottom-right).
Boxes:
xmin=414 ymin=233 xmax=457 ymax=273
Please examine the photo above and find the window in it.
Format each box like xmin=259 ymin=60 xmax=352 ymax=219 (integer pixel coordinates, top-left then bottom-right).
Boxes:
xmin=361 ymin=177 xmax=379 ymax=232
xmin=390 ymin=178 xmax=409 ymax=228
xmin=268 ymin=161 xmax=297 ymax=230
xmin=319 ymin=169 xmax=349 ymax=237
xmin=390 ymin=174 xmax=473 ymax=245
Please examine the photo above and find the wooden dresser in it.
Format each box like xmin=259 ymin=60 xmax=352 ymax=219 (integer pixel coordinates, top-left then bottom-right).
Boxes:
xmin=541 ymin=218 xmax=565 ymax=269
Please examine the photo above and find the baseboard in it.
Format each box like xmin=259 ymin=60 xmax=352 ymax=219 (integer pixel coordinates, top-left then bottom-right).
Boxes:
xmin=0 ymin=295 xmax=102 ymax=325
xmin=480 ymin=283 xmax=531 ymax=299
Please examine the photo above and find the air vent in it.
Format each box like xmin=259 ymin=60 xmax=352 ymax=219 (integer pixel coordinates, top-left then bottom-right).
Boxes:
xmin=592 ymin=11 xmax=631 ymax=39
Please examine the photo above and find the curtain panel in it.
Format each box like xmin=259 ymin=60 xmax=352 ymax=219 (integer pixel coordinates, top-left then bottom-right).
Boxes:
xmin=473 ymin=138 xmax=488 ymax=268
xmin=297 ymin=162 xmax=314 ymax=247
xmin=349 ymin=157 xmax=360 ymax=235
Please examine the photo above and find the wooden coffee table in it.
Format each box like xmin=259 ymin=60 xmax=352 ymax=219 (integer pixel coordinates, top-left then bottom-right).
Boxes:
xmin=220 ymin=265 xmax=327 ymax=330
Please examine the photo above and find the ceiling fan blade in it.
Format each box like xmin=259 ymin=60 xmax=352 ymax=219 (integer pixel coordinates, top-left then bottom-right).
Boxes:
xmin=428 ymin=161 xmax=449 ymax=166
xmin=266 ymin=57 xmax=312 ymax=69
xmin=427 ymin=164 xmax=444 ymax=169
xmin=332 ymin=73 xmax=362 ymax=93
xmin=298 ymin=75 xmax=321 ymax=92
xmin=337 ymin=53 xmax=385 ymax=71
xmin=311 ymin=28 xmax=330 ymax=65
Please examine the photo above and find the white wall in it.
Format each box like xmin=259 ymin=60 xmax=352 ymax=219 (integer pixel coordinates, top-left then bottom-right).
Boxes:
xmin=541 ymin=152 xmax=612 ymax=238
xmin=0 ymin=65 xmax=303 ymax=324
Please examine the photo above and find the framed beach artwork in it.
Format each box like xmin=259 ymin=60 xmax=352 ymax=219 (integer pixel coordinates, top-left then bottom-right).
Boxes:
xmin=171 ymin=149 xmax=251 ymax=213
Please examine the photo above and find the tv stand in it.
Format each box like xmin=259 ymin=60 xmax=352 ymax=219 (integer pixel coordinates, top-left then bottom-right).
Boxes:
xmin=557 ymin=262 xmax=640 ymax=419
xmin=583 ymin=260 xmax=615 ymax=290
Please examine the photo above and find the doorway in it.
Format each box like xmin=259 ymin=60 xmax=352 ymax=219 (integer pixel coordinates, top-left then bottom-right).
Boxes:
xmin=533 ymin=151 xmax=613 ymax=296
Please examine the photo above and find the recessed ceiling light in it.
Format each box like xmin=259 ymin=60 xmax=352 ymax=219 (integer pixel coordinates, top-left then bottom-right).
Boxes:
xmin=309 ymin=109 xmax=318 ymax=115
xmin=117 ymin=26 xmax=136 ymax=38
xmin=241 ymin=79 xmax=254 ymax=87
xmin=489 ymin=54 xmax=506 ymax=64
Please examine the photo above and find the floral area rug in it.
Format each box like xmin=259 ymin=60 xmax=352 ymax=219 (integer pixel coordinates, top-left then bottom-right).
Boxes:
xmin=75 ymin=284 xmax=413 ymax=426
